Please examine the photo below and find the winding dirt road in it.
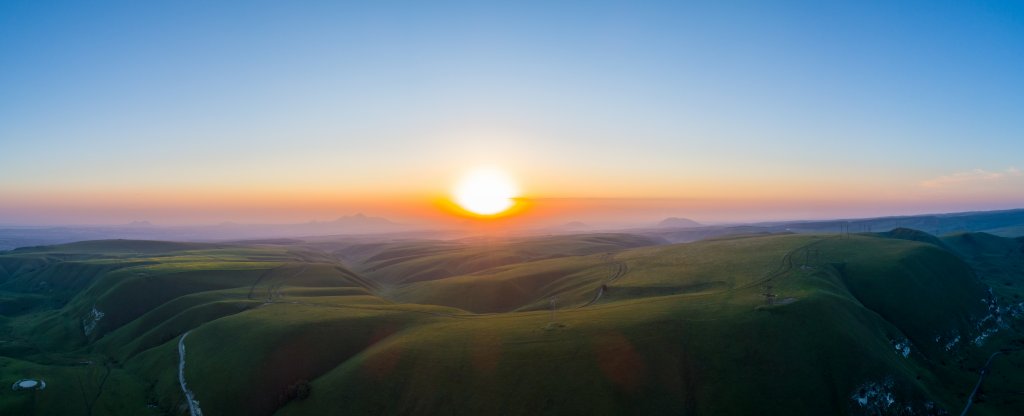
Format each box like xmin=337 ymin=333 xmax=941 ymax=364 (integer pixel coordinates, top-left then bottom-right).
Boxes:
xmin=959 ymin=350 xmax=1019 ymax=416
xmin=580 ymin=255 xmax=629 ymax=308
xmin=178 ymin=331 xmax=203 ymax=416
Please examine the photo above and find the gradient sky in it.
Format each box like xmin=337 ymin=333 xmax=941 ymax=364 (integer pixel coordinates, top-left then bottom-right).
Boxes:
xmin=2 ymin=1 xmax=1023 ymax=226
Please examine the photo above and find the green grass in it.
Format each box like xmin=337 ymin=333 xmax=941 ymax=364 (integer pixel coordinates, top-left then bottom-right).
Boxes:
xmin=324 ymin=233 xmax=662 ymax=285
xmin=0 ymin=232 xmax=1021 ymax=415
xmin=0 ymin=356 xmax=154 ymax=415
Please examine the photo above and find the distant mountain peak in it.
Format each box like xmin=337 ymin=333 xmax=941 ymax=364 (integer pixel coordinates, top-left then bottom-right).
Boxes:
xmin=657 ymin=217 xmax=702 ymax=228
xmin=330 ymin=213 xmax=394 ymax=224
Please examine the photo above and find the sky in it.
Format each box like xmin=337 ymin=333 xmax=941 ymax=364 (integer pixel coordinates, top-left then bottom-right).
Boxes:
xmin=1 ymin=1 xmax=1023 ymax=226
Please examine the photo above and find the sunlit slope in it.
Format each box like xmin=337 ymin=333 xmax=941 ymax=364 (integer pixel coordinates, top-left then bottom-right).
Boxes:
xmin=280 ymin=235 xmax=993 ymax=415
xmin=392 ymin=233 xmax=988 ymax=333
xmin=389 ymin=254 xmax=610 ymax=312
xmin=324 ymin=233 xmax=662 ymax=285
xmin=278 ymin=234 xmax=1001 ymax=414
xmin=391 ymin=234 xmax=825 ymax=314
xmin=1 ymin=233 xmax=1021 ymax=415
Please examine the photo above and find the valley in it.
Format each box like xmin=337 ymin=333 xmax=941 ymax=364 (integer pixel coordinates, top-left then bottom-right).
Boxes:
xmin=0 ymin=230 xmax=1021 ymax=415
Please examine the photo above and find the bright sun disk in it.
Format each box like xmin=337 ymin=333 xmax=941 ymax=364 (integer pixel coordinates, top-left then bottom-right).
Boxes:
xmin=453 ymin=168 xmax=518 ymax=215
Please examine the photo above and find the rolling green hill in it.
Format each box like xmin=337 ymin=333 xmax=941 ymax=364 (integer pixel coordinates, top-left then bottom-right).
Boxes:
xmin=0 ymin=232 xmax=1022 ymax=415
xmin=318 ymin=233 xmax=663 ymax=286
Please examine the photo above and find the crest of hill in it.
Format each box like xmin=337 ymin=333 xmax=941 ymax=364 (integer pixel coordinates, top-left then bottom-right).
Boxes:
xmin=330 ymin=233 xmax=666 ymax=285
xmin=877 ymin=227 xmax=949 ymax=249
xmin=941 ymin=231 xmax=1024 ymax=258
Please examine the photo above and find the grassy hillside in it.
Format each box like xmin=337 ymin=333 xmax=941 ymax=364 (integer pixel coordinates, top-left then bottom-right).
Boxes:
xmin=0 ymin=232 xmax=1022 ymax=415
xmin=320 ymin=233 xmax=663 ymax=286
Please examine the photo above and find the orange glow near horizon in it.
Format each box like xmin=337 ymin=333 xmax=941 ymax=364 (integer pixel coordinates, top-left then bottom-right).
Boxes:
xmin=435 ymin=196 xmax=532 ymax=221
xmin=4 ymin=171 xmax=1024 ymax=227
xmin=436 ymin=167 xmax=532 ymax=225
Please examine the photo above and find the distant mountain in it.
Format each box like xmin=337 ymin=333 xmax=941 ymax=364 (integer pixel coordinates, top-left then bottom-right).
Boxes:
xmin=657 ymin=217 xmax=702 ymax=228
xmin=327 ymin=213 xmax=399 ymax=230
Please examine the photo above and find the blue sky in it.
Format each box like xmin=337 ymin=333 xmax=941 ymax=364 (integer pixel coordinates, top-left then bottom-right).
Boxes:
xmin=1 ymin=1 xmax=1023 ymax=224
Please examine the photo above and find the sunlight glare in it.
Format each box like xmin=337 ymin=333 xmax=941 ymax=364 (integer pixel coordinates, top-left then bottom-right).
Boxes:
xmin=453 ymin=168 xmax=518 ymax=215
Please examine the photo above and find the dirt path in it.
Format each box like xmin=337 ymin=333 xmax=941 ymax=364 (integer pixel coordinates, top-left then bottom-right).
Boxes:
xmin=959 ymin=350 xmax=1018 ymax=416
xmin=78 ymin=363 xmax=111 ymax=416
xmin=580 ymin=255 xmax=629 ymax=308
xmin=582 ymin=287 xmax=604 ymax=307
xmin=248 ymin=264 xmax=307 ymax=301
xmin=178 ymin=331 xmax=203 ymax=416
xmin=247 ymin=266 xmax=282 ymax=300
xmin=736 ymin=237 xmax=830 ymax=292
xmin=607 ymin=260 xmax=628 ymax=283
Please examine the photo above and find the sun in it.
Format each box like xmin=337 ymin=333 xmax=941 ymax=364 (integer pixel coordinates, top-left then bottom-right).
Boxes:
xmin=453 ymin=168 xmax=519 ymax=216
